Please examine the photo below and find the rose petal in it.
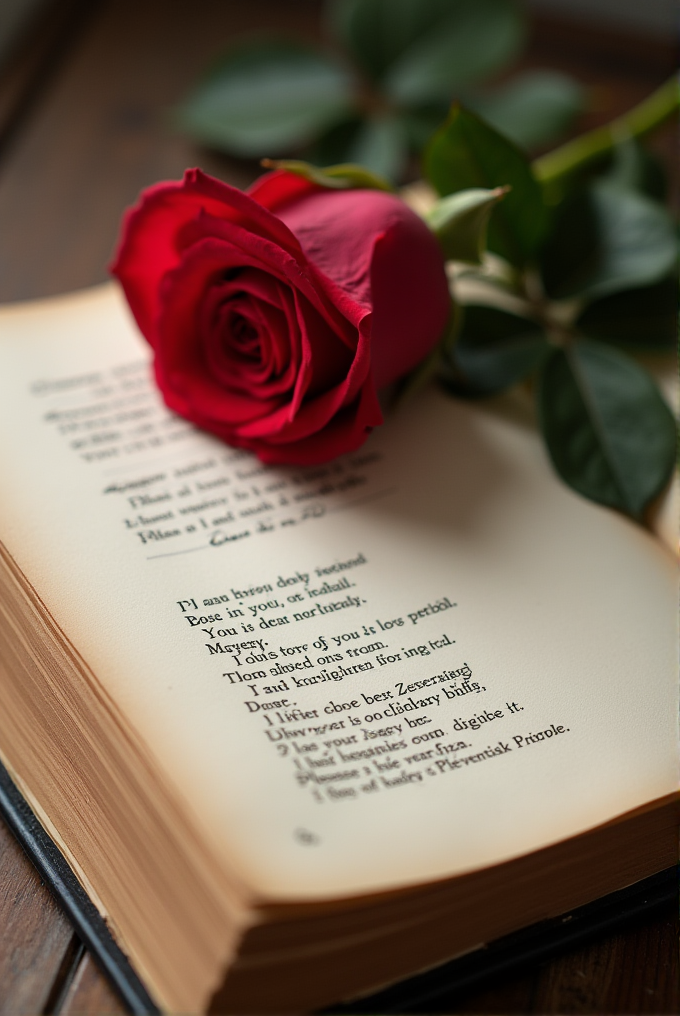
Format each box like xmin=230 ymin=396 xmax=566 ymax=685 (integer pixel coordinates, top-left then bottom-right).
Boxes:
xmin=287 ymin=289 xmax=353 ymax=415
xmin=238 ymin=313 xmax=373 ymax=443
xmin=254 ymin=382 xmax=383 ymax=466
xmin=174 ymin=209 xmax=365 ymax=348
xmin=111 ymin=168 xmax=307 ymax=347
xmin=273 ymin=186 xmax=451 ymax=386
xmin=247 ymin=167 xmax=320 ymax=213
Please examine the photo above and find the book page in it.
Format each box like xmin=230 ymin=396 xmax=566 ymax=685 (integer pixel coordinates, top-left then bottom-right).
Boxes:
xmin=0 ymin=284 xmax=676 ymax=899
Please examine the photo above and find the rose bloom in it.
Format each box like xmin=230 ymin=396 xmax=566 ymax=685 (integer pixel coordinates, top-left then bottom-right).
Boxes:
xmin=111 ymin=168 xmax=450 ymax=465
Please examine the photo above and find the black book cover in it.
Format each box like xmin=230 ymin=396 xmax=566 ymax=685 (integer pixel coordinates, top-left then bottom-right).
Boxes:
xmin=0 ymin=757 xmax=675 ymax=1015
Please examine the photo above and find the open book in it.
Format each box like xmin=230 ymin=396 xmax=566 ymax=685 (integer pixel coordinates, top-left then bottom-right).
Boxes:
xmin=0 ymin=284 xmax=676 ymax=1013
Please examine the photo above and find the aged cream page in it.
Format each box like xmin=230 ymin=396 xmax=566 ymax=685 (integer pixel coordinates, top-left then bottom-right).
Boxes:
xmin=0 ymin=284 xmax=676 ymax=899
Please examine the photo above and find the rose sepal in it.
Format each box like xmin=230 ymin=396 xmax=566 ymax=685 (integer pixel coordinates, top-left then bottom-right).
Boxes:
xmin=425 ymin=186 xmax=510 ymax=263
xmin=260 ymin=158 xmax=396 ymax=192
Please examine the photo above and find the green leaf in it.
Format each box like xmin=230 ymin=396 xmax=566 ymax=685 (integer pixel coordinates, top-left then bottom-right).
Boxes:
xmin=174 ymin=41 xmax=355 ymax=156
xmin=441 ymin=305 xmax=548 ymax=397
xmin=576 ymin=276 xmax=679 ymax=351
xmin=328 ymin=0 xmax=468 ymax=82
xmin=400 ymin=104 xmax=450 ymax=151
xmin=468 ymin=71 xmax=585 ymax=151
xmin=423 ymin=105 xmax=549 ymax=266
xmin=345 ymin=113 xmax=409 ymax=181
xmin=604 ymin=136 xmax=668 ymax=202
xmin=383 ymin=0 xmax=525 ymax=104
xmin=305 ymin=115 xmax=364 ymax=166
xmin=261 ymin=158 xmax=395 ymax=191
xmin=540 ymin=179 xmax=678 ymax=300
xmin=538 ymin=341 xmax=677 ymax=519
xmin=425 ymin=186 xmax=510 ymax=263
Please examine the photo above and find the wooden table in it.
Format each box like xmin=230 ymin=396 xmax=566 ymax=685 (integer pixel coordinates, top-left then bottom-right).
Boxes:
xmin=0 ymin=1 xmax=677 ymax=1011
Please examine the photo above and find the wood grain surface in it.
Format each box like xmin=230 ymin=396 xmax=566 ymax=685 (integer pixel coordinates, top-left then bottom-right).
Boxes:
xmin=0 ymin=819 xmax=77 ymax=1014
xmin=0 ymin=1 xmax=676 ymax=1012
xmin=58 ymin=953 xmax=126 ymax=1015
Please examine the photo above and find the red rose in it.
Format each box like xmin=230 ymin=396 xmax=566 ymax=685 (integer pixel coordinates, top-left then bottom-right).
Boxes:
xmin=111 ymin=168 xmax=450 ymax=465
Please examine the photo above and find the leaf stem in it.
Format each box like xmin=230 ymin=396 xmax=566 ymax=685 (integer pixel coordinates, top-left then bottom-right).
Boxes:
xmin=533 ymin=75 xmax=679 ymax=187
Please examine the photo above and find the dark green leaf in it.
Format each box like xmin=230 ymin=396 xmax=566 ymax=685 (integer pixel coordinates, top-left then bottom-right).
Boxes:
xmin=604 ymin=137 xmax=668 ymax=202
xmin=306 ymin=115 xmax=365 ymax=166
xmin=383 ymin=0 xmax=524 ymax=104
xmin=174 ymin=41 xmax=355 ymax=155
xmin=441 ymin=305 xmax=548 ymax=396
xmin=576 ymin=276 xmax=679 ymax=351
xmin=423 ymin=105 xmax=549 ymax=266
xmin=328 ymin=0 xmax=466 ymax=82
xmin=345 ymin=113 xmax=409 ymax=180
xmin=425 ymin=186 xmax=509 ymax=263
xmin=400 ymin=104 xmax=450 ymax=150
xmin=307 ymin=114 xmax=410 ymax=182
xmin=261 ymin=158 xmax=395 ymax=191
xmin=538 ymin=341 xmax=676 ymax=518
xmin=540 ymin=180 xmax=678 ymax=300
xmin=468 ymin=71 xmax=585 ymax=151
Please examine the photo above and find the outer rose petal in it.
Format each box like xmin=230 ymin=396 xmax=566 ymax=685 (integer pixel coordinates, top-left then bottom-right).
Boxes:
xmin=111 ymin=168 xmax=450 ymax=465
xmin=271 ymin=185 xmax=451 ymax=388
xmin=111 ymin=169 xmax=308 ymax=347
